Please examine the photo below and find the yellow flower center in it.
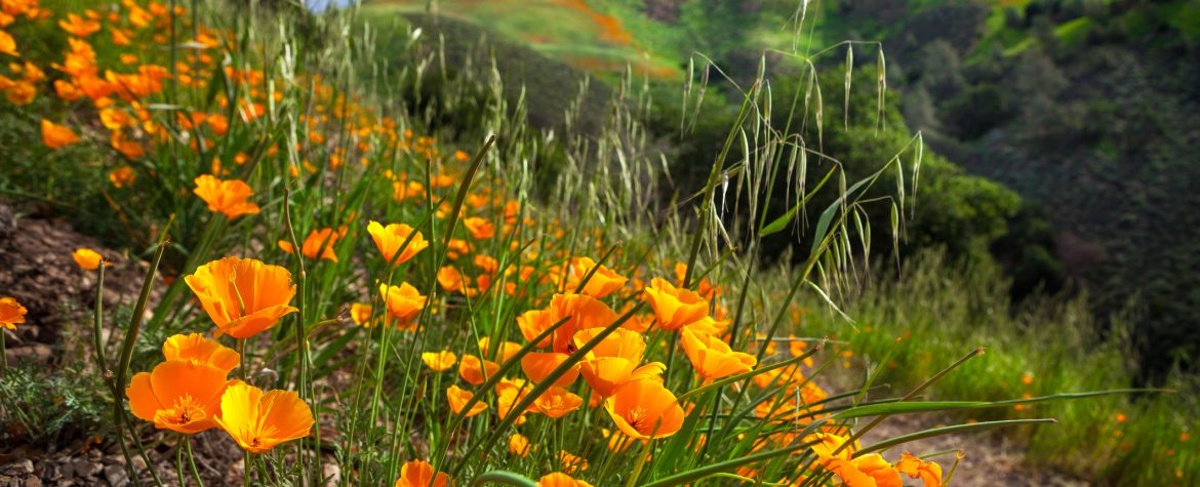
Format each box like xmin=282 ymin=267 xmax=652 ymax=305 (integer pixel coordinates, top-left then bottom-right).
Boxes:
xmin=156 ymin=394 xmax=206 ymax=426
xmin=626 ymin=405 xmax=649 ymax=433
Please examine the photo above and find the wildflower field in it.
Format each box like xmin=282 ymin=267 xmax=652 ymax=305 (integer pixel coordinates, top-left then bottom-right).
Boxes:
xmin=0 ymin=0 xmax=1196 ymax=486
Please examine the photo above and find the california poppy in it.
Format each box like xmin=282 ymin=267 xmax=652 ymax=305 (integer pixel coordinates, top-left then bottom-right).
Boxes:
xmin=184 ymin=256 xmax=298 ymax=339
xmin=349 ymin=303 xmax=372 ymax=326
xmin=603 ymin=378 xmax=685 ymax=440
xmin=278 ymin=227 xmax=339 ymax=262
xmin=547 ymin=294 xmax=618 ymax=354
xmin=520 ymin=352 xmax=579 ymax=388
xmin=41 ymin=119 xmax=80 ymax=149
xmin=458 ymin=355 xmax=499 ymax=386
xmin=532 ymin=386 xmax=583 ymax=419
xmin=214 ymin=381 xmax=313 ymax=454
xmin=679 ymin=325 xmax=756 ymax=381
xmin=58 ymin=13 xmax=101 ymax=37
xmin=0 ymin=296 xmax=28 ymax=330
xmin=367 ymin=221 xmax=428 ymax=265
xmin=538 ymin=472 xmax=594 ymax=487
xmin=161 ymin=333 xmax=240 ymax=374
xmin=821 ymin=454 xmax=903 ymax=487
xmin=71 ymin=247 xmax=105 ymax=270
xmin=805 ymin=432 xmax=859 ymax=461
xmin=897 ymin=452 xmax=943 ymax=487
xmin=0 ymin=30 xmax=18 ymax=57
xmin=379 ymin=282 xmax=426 ymax=328
xmin=193 ymin=175 xmax=260 ymax=219
xmin=109 ymin=166 xmax=136 ymax=188
xmin=643 ymin=278 xmax=708 ymax=331
xmin=394 ymin=460 xmax=450 ymax=487
xmin=126 ymin=360 xmax=229 ymax=434
xmin=495 ymin=378 xmax=531 ymax=424
xmin=509 ymin=433 xmax=532 ymax=457
xmin=446 ymin=385 xmax=487 ymax=418
xmin=574 ymin=328 xmax=646 ymax=397
xmin=422 ymin=350 xmax=457 ymax=372
xmin=462 ymin=216 xmax=494 ymax=240
xmin=555 ymin=257 xmax=627 ymax=298
xmin=558 ymin=450 xmax=588 ymax=474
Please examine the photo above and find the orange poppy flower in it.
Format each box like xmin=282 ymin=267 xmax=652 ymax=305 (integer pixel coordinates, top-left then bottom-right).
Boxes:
xmin=462 ymin=216 xmax=494 ymax=240
xmin=495 ymin=378 xmax=531 ymax=423
xmin=278 ymin=227 xmax=339 ymax=262
xmin=193 ymin=174 xmax=260 ymax=219
xmin=478 ymin=337 xmax=521 ymax=364
xmin=820 ymin=453 xmax=902 ymax=487
xmin=71 ymin=247 xmax=105 ymax=270
xmin=555 ymin=257 xmax=627 ymax=298
xmin=532 ymin=386 xmax=583 ymax=419
xmin=574 ymin=328 xmax=646 ymax=397
xmin=184 ymin=256 xmax=298 ymax=339
xmin=349 ymin=303 xmax=373 ymax=326
xmin=58 ymin=13 xmax=101 ymax=37
xmin=805 ymin=432 xmax=859 ymax=461
xmin=458 ymin=355 xmax=500 ymax=386
xmin=394 ymin=460 xmax=450 ymax=487
xmin=643 ymin=278 xmax=708 ymax=331
xmin=109 ymin=166 xmax=136 ymax=188
xmin=126 ymin=360 xmax=229 ymax=434
xmin=548 ymin=293 xmax=618 ymax=354
xmin=446 ymin=385 xmax=487 ymax=418
xmin=520 ymin=352 xmax=579 ymax=387
xmin=509 ymin=433 xmax=532 ymax=457
xmin=53 ymin=80 xmax=82 ymax=101
xmin=604 ymin=378 xmax=685 ymax=440
xmin=897 ymin=452 xmax=943 ymax=487
xmin=558 ymin=451 xmax=588 ymax=474
xmin=516 ymin=308 xmax=556 ymax=348
xmin=437 ymin=266 xmax=475 ymax=296
xmin=161 ymin=333 xmax=240 ymax=374
xmin=367 ymin=221 xmax=428 ymax=265
xmin=0 ymin=30 xmax=17 ymax=57
xmin=5 ymin=79 xmax=34 ymax=105
xmin=0 ymin=296 xmax=28 ymax=330
xmin=379 ymin=282 xmax=426 ymax=328
xmin=679 ymin=325 xmax=756 ymax=381
xmin=538 ymin=472 xmax=594 ymax=487
xmin=214 ymin=381 xmax=313 ymax=454
xmin=422 ymin=350 xmax=457 ymax=372
xmin=110 ymin=131 xmax=145 ymax=160
xmin=41 ymin=119 xmax=80 ymax=149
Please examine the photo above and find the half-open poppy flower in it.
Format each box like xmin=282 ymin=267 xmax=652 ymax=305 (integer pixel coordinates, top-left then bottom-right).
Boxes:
xmin=184 ymin=256 xmax=298 ymax=339
xmin=394 ymin=460 xmax=450 ymax=487
xmin=643 ymin=278 xmax=708 ymax=331
xmin=161 ymin=333 xmax=240 ymax=374
xmin=367 ymin=221 xmax=428 ymax=265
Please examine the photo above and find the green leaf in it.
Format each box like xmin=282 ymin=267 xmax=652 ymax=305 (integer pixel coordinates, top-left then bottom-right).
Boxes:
xmin=759 ymin=167 xmax=837 ymax=237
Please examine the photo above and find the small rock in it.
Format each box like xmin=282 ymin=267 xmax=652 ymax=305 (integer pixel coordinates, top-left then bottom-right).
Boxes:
xmin=23 ymin=476 xmax=41 ymax=487
xmin=103 ymin=465 xmax=128 ymax=487
xmin=13 ymin=460 xmax=33 ymax=474
xmin=322 ymin=462 xmax=341 ymax=486
xmin=72 ymin=460 xmax=100 ymax=478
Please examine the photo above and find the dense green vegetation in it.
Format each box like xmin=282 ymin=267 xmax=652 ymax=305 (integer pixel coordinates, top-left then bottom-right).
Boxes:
xmin=367 ymin=0 xmax=1200 ymax=379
